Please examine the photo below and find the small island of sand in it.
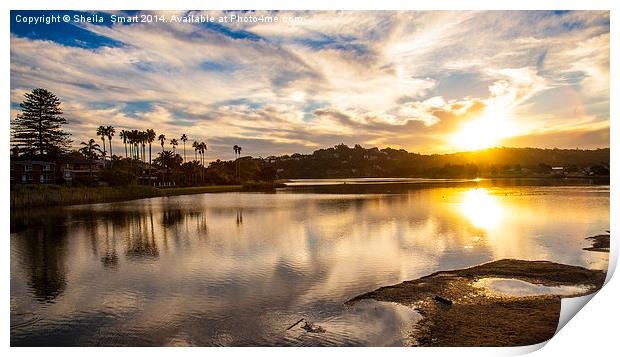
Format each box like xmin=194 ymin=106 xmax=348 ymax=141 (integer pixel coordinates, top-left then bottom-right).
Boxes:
xmin=349 ymin=259 xmax=606 ymax=346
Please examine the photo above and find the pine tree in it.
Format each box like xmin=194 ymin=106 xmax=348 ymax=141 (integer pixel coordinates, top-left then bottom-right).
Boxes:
xmin=11 ymin=88 xmax=71 ymax=158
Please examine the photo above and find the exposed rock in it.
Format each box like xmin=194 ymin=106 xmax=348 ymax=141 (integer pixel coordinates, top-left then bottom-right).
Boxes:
xmin=584 ymin=234 xmax=610 ymax=252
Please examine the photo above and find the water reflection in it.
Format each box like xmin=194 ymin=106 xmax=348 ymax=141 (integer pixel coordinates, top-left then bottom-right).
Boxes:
xmin=13 ymin=226 xmax=68 ymax=303
xmin=101 ymin=225 xmax=119 ymax=269
xmin=236 ymin=209 xmax=243 ymax=226
xmin=459 ymin=188 xmax=504 ymax=230
xmin=10 ymin=183 xmax=609 ymax=346
xmin=473 ymin=278 xmax=591 ymax=297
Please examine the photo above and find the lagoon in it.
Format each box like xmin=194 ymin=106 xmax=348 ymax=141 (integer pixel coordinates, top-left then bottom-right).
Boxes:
xmin=10 ymin=179 xmax=609 ymax=346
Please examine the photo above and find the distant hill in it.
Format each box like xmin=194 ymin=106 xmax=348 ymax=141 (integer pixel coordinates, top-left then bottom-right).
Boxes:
xmin=262 ymin=145 xmax=610 ymax=179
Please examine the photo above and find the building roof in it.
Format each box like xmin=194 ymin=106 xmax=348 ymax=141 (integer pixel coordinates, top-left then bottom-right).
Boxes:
xmin=11 ymin=160 xmax=54 ymax=165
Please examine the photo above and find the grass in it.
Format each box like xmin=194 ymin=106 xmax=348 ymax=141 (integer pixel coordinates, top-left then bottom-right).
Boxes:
xmin=10 ymin=185 xmax=161 ymax=209
xmin=11 ymin=184 xmax=243 ymax=209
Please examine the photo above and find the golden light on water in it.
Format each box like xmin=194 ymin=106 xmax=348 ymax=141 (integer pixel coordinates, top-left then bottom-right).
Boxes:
xmin=459 ymin=188 xmax=505 ymax=230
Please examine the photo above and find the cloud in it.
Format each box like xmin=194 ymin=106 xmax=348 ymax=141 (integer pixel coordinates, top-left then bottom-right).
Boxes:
xmin=501 ymin=122 xmax=609 ymax=149
xmin=10 ymin=10 xmax=609 ymax=157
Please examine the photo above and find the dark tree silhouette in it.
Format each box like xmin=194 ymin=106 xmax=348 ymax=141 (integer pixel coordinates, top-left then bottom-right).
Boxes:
xmin=11 ymin=88 xmax=71 ymax=158
xmin=79 ymin=138 xmax=102 ymax=178
xmin=106 ymin=125 xmax=115 ymax=159
xmin=180 ymin=134 xmax=188 ymax=162
xmin=119 ymin=130 xmax=129 ymax=158
xmin=193 ymin=141 xmax=199 ymax=161
xmin=96 ymin=125 xmax=108 ymax=161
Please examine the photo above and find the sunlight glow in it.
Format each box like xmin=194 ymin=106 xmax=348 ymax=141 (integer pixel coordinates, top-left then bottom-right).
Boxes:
xmin=459 ymin=188 xmax=504 ymax=230
xmin=450 ymin=105 xmax=513 ymax=151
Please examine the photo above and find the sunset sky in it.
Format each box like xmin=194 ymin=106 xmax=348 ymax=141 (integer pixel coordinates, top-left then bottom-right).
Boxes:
xmin=10 ymin=10 xmax=610 ymax=159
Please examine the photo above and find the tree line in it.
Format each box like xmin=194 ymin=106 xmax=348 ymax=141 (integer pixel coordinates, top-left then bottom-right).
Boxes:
xmin=10 ymin=88 xmax=263 ymax=186
xmin=10 ymin=88 xmax=610 ymax=187
xmin=268 ymin=143 xmax=610 ymax=179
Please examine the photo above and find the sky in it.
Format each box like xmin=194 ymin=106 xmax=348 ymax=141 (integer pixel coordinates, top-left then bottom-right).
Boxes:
xmin=10 ymin=10 xmax=610 ymax=159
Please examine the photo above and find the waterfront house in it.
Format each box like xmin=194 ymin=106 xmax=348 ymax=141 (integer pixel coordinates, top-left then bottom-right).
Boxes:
xmin=59 ymin=158 xmax=104 ymax=184
xmin=10 ymin=160 xmax=55 ymax=184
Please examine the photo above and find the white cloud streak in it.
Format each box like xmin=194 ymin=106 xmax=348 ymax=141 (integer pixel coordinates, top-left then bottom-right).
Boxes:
xmin=10 ymin=10 xmax=609 ymax=157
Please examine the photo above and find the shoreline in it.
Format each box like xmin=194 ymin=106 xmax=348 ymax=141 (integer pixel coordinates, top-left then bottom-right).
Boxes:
xmin=10 ymin=184 xmax=243 ymax=209
xmin=10 ymin=182 xmax=296 ymax=209
xmin=348 ymin=259 xmax=606 ymax=346
xmin=10 ymin=177 xmax=609 ymax=209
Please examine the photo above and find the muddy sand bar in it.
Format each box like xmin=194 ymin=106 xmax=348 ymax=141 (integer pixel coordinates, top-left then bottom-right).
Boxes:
xmin=349 ymin=259 xmax=606 ymax=346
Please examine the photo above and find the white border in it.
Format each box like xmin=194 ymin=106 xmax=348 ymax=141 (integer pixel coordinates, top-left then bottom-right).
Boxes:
xmin=3 ymin=1 xmax=616 ymax=356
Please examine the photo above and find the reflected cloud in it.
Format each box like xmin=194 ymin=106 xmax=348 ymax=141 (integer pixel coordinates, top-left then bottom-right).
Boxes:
xmin=10 ymin=184 xmax=609 ymax=345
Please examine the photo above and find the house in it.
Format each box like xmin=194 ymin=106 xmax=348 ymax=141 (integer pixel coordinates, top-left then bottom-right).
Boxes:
xmin=10 ymin=160 xmax=55 ymax=184
xmin=60 ymin=158 xmax=104 ymax=184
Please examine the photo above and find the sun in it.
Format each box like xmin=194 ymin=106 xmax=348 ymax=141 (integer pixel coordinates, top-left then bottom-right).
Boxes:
xmin=450 ymin=106 xmax=512 ymax=151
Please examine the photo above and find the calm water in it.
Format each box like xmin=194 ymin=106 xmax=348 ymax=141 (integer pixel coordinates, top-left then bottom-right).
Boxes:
xmin=10 ymin=180 xmax=610 ymax=346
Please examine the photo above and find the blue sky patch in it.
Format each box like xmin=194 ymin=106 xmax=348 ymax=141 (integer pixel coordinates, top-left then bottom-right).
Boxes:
xmin=123 ymin=101 xmax=154 ymax=117
xmin=200 ymin=61 xmax=238 ymax=73
xmin=11 ymin=10 xmax=124 ymax=49
xmin=433 ymin=72 xmax=490 ymax=100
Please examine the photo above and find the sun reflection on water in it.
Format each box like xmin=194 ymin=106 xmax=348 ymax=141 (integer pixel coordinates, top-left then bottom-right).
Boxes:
xmin=459 ymin=188 xmax=505 ymax=230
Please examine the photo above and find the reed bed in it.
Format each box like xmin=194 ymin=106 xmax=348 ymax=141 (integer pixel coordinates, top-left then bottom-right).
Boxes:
xmin=11 ymin=185 xmax=161 ymax=209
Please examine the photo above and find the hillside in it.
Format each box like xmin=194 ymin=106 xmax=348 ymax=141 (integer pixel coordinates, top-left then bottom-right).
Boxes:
xmin=262 ymin=145 xmax=610 ymax=179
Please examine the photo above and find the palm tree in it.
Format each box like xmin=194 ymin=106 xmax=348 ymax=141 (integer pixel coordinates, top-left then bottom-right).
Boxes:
xmin=233 ymin=145 xmax=242 ymax=182
xmin=170 ymin=138 xmax=179 ymax=154
xmin=146 ymin=129 xmax=156 ymax=165
xmin=158 ymin=134 xmax=166 ymax=153
xmin=233 ymin=145 xmax=239 ymax=181
xmin=199 ymin=142 xmax=207 ymax=167
xmin=131 ymin=130 xmax=140 ymax=160
xmin=106 ymin=125 xmax=115 ymax=160
xmin=180 ymin=134 xmax=188 ymax=162
xmin=119 ymin=130 xmax=128 ymax=158
xmin=134 ymin=130 xmax=140 ymax=161
xmin=193 ymin=141 xmax=199 ymax=161
xmin=96 ymin=125 xmax=108 ymax=162
xmin=198 ymin=142 xmax=207 ymax=182
xmin=139 ymin=131 xmax=148 ymax=162
xmin=154 ymin=150 xmax=182 ymax=186
xmin=146 ymin=129 xmax=156 ymax=185
xmin=237 ymin=146 xmax=242 ymax=181
xmin=128 ymin=130 xmax=135 ymax=160
xmin=157 ymin=150 xmax=172 ymax=185
xmin=79 ymin=139 xmax=102 ymax=179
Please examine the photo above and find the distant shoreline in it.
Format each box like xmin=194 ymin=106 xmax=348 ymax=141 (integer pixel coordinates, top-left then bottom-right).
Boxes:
xmin=10 ymin=176 xmax=609 ymax=210
xmin=283 ymin=176 xmax=610 ymax=185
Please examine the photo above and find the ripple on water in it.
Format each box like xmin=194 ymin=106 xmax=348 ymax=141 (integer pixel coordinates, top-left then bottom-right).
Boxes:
xmin=11 ymin=312 xmax=41 ymax=330
xmin=283 ymin=299 xmax=420 ymax=346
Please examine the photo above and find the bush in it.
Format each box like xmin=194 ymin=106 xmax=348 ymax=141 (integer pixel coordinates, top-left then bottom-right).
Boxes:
xmin=101 ymin=168 xmax=137 ymax=186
